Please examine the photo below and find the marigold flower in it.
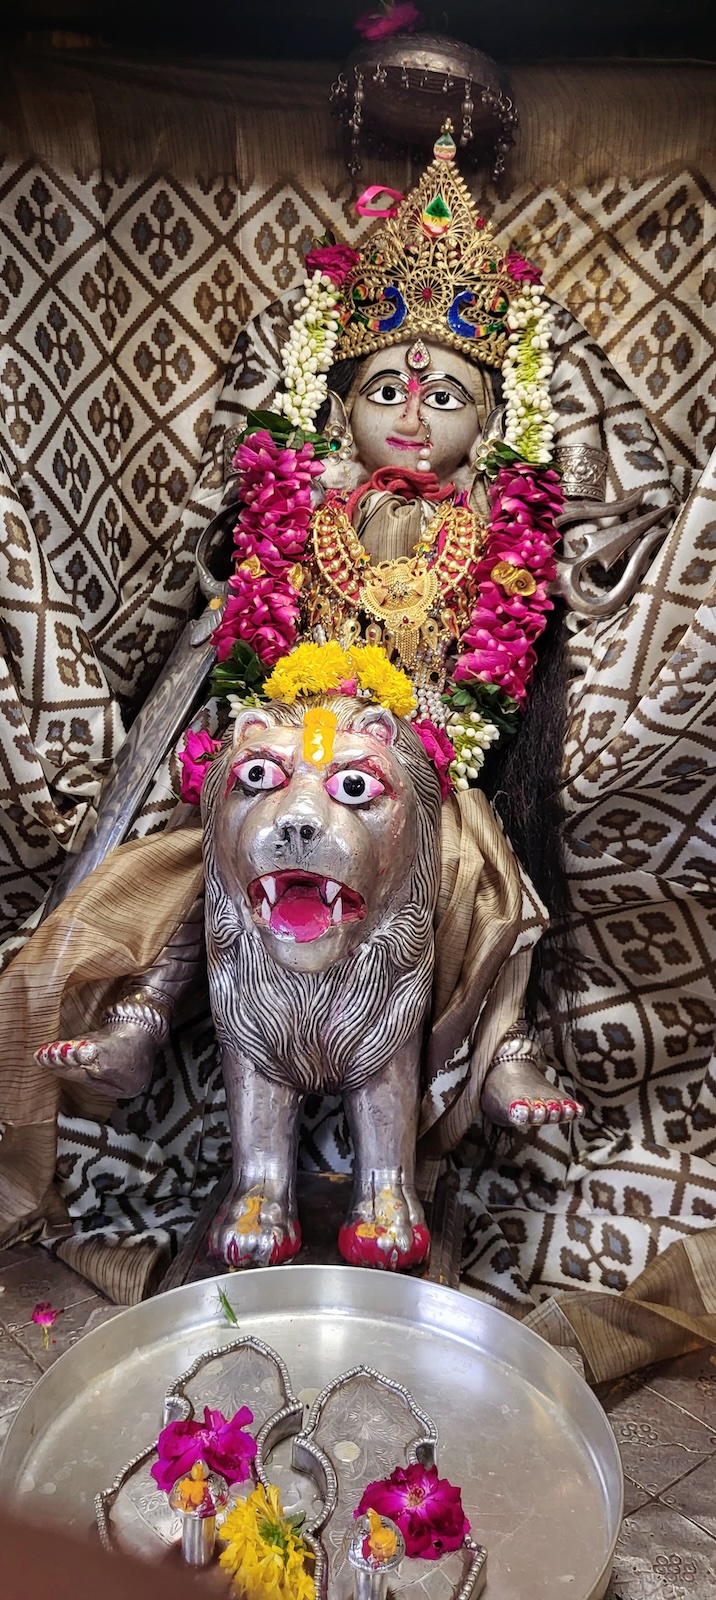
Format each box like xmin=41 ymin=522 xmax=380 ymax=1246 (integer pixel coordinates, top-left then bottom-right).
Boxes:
xmin=220 ymin=1483 xmax=315 ymax=1600
xmin=348 ymin=645 xmax=416 ymax=720
xmin=264 ymin=640 xmax=351 ymax=703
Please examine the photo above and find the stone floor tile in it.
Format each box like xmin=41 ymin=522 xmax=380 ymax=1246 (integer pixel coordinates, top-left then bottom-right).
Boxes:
xmin=646 ymin=1348 xmax=716 ymax=1431
xmin=0 ymin=1253 xmax=98 ymax=1339
xmin=622 ymin=1476 xmax=653 ymax=1517
xmin=0 ymin=1242 xmax=44 ymax=1272
xmin=611 ymin=1501 xmax=716 ymax=1598
xmin=601 ymin=1382 xmax=716 ymax=1499
xmin=0 ymin=1328 xmax=42 ymax=1448
xmin=661 ymin=1451 xmax=716 ymax=1537
xmin=9 ymin=1289 xmax=115 ymax=1372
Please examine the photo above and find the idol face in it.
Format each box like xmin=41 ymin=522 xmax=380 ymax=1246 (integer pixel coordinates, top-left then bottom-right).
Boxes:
xmin=349 ymin=340 xmax=482 ymax=483
xmin=213 ymin=711 xmax=418 ymax=974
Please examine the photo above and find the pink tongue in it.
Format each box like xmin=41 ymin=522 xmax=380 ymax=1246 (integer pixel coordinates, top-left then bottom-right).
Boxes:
xmin=270 ymin=885 xmax=332 ymax=943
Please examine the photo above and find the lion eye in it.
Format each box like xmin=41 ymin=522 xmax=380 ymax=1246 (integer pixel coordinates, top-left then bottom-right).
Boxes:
xmin=325 ymin=769 xmax=385 ymax=806
xmin=232 ymin=758 xmax=287 ymax=794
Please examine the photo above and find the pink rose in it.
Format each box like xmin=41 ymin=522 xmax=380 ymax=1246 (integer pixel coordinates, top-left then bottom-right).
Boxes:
xmin=355 ymin=1463 xmax=469 ymax=1561
xmin=413 ymin=719 xmax=455 ymax=801
xmin=355 ymin=2 xmax=421 ymax=39
xmin=304 ymin=244 xmax=360 ymax=286
xmin=178 ymin=728 xmax=222 ymax=805
xmin=505 ymin=250 xmax=542 ymax=286
xmin=151 ymin=1406 xmax=256 ymax=1493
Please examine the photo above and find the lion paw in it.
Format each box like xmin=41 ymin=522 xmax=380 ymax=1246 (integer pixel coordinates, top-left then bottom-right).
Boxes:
xmin=338 ymin=1219 xmax=430 ymax=1271
xmin=209 ymin=1188 xmax=301 ymax=1269
xmin=508 ymin=1095 xmax=583 ymax=1128
xmin=339 ymin=1179 xmax=430 ymax=1272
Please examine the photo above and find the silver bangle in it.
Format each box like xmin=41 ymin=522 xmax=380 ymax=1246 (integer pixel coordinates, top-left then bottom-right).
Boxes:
xmin=102 ymin=990 xmax=170 ymax=1041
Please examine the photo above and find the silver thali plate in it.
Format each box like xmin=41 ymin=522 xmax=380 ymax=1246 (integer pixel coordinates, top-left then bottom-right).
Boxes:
xmin=0 ymin=1265 xmax=622 ymax=1598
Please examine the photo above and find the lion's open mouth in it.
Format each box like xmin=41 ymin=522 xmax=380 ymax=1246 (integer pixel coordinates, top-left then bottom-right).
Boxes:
xmin=247 ymin=870 xmax=366 ymax=943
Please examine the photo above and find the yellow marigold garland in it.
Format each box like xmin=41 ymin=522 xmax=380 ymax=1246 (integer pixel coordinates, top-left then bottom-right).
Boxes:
xmin=263 ymin=641 xmax=349 ymax=704
xmin=263 ymin=640 xmax=416 ymax=720
xmin=347 ymin=645 xmax=416 ymax=720
xmin=219 ymin=1483 xmax=315 ymax=1600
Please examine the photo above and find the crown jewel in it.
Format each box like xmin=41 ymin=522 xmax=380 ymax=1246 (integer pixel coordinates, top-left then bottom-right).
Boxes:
xmin=335 ymin=122 xmax=515 ymax=370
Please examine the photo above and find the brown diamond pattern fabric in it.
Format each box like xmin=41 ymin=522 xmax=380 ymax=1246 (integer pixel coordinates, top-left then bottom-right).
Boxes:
xmin=1 ymin=55 xmax=716 ymax=1321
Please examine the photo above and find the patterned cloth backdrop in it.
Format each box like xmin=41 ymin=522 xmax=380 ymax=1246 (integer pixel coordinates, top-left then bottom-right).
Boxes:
xmin=1 ymin=51 xmax=715 ymax=1311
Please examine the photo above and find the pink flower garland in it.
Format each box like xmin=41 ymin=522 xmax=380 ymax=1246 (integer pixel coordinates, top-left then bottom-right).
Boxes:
xmin=355 ymin=2 xmax=422 ymax=40
xmin=213 ymin=432 xmax=324 ymax=669
xmin=178 ymin=728 xmax=222 ymax=805
xmin=413 ymin=719 xmax=455 ymax=800
xmin=453 ymin=462 xmax=563 ymax=706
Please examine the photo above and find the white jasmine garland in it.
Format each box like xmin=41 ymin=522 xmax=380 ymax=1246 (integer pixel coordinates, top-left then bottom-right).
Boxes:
xmin=446 ymin=709 xmax=500 ymax=788
xmin=502 ymin=284 xmax=558 ymax=466
xmin=275 ymin=272 xmax=341 ymax=431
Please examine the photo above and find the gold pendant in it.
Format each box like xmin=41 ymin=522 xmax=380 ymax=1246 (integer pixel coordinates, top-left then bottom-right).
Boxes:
xmin=361 ymin=558 xmax=438 ymax=630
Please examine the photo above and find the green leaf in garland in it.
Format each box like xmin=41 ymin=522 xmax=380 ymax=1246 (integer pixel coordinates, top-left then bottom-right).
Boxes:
xmin=285 ymin=427 xmax=306 ymax=451
xmin=238 ymin=408 xmax=330 ymax=459
xmin=211 ymin=640 xmax=268 ymax=703
xmin=444 ymin=679 xmax=518 ymax=739
xmin=244 ymin=409 xmax=292 ymax=433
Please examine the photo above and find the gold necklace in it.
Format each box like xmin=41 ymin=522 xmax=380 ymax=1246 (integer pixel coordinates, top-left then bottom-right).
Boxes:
xmin=311 ymin=499 xmax=484 ymax=668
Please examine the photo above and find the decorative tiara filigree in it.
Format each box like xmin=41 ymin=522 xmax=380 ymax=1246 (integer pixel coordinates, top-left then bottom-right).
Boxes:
xmin=335 ymin=123 xmax=515 ymax=370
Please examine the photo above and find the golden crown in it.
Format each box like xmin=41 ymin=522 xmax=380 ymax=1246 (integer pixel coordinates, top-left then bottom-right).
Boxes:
xmin=335 ymin=123 xmax=516 ymax=371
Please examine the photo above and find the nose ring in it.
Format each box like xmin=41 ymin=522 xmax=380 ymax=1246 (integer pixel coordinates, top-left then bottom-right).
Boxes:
xmin=416 ymin=422 xmax=432 ymax=474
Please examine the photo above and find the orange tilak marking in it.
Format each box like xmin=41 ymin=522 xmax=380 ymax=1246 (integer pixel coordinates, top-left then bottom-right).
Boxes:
xmin=303 ymin=707 xmax=338 ymax=767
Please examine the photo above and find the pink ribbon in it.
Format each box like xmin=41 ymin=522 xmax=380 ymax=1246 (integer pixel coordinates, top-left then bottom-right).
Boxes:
xmin=355 ymin=185 xmax=405 ymax=218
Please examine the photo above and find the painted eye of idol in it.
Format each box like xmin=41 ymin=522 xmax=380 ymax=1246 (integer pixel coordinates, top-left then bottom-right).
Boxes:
xmin=365 ymin=379 xmax=408 ymax=406
xmin=422 ymin=386 xmax=465 ymax=411
xmin=233 ymin=757 xmax=288 ymax=793
xmin=325 ymin=769 xmax=386 ymax=806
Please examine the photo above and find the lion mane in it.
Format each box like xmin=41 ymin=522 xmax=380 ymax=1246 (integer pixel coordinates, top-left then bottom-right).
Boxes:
xmin=201 ymin=696 xmax=441 ymax=1096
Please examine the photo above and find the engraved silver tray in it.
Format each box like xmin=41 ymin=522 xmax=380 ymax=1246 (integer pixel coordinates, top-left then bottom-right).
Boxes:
xmin=0 ymin=1266 xmax=622 ymax=1598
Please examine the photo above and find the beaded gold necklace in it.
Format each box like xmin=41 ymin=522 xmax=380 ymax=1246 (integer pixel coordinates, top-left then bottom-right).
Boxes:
xmin=310 ymin=498 xmax=484 ymax=669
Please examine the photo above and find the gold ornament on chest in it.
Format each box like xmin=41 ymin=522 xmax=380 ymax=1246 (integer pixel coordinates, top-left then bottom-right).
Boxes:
xmin=310 ymin=500 xmax=484 ymax=671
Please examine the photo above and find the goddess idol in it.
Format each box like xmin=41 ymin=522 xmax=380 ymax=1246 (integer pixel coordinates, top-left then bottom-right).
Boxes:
xmin=0 ymin=87 xmax=710 ymax=1333
xmin=13 ymin=122 xmax=587 ymax=1279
